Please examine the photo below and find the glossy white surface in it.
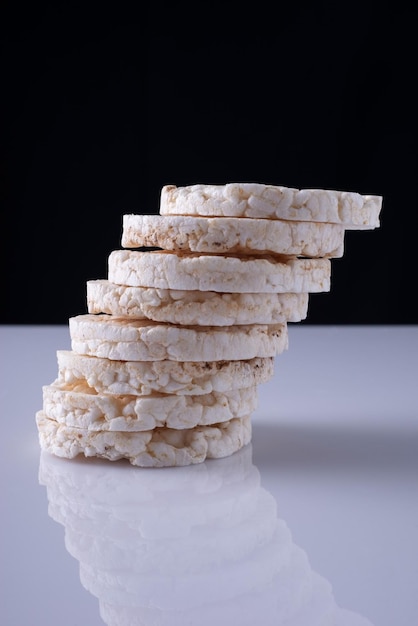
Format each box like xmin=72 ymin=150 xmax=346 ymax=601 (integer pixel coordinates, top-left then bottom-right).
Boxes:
xmin=1 ymin=325 xmax=417 ymax=625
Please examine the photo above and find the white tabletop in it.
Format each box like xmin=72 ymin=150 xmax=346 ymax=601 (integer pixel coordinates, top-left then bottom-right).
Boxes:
xmin=1 ymin=324 xmax=417 ymax=626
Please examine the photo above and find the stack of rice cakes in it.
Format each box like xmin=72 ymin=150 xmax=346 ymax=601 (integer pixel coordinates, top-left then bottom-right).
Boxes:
xmin=36 ymin=182 xmax=382 ymax=467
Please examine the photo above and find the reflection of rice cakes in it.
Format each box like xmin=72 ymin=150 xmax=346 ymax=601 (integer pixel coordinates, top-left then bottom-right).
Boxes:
xmin=39 ymin=446 xmax=261 ymax=540
xmin=64 ymin=489 xmax=282 ymax=575
xmin=38 ymin=447 xmax=374 ymax=626
xmin=43 ymin=466 xmax=261 ymax=542
xmin=39 ymin=444 xmax=254 ymax=502
xmin=98 ymin=569 xmax=373 ymax=626
xmin=78 ymin=523 xmax=297 ymax=611
xmin=96 ymin=570 xmax=329 ymax=626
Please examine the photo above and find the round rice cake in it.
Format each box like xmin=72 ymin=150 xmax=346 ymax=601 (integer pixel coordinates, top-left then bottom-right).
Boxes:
xmin=36 ymin=411 xmax=252 ymax=467
xmin=86 ymin=280 xmax=309 ymax=325
xmin=42 ymin=380 xmax=258 ymax=431
xmin=108 ymin=250 xmax=331 ymax=294
xmin=160 ymin=182 xmax=382 ymax=229
xmin=121 ymin=214 xmax=345 ymax=258
xmin=69 ymin=314 xmax=289 ymax=362
xmin=56 ymin=350 xmax=275 ymax=396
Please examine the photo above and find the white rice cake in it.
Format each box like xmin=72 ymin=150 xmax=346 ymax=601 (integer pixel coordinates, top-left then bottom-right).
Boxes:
xmin=86 ymin=279 xmax=309 ymax=325
xmin=36 ymin=412 xmax=252 ymax=467
xmin=121 ymin=214 xmax=345 ymax=258
xmin=108 ymin=250 xmax=331 ymax=293
xmin=42 ymin=379 xmax=258 ymax=430
xmin=160 ymin=182 xmax=382 ymax=229
xmin=69 ymin=314 xmax=289 ymax=362
xmin=56 ymin=350 xmax=275 ymax=396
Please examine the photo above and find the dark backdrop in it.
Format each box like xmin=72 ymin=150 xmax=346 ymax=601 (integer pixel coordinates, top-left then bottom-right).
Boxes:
xmin=1 ymin=3 xmax=416 ymax=325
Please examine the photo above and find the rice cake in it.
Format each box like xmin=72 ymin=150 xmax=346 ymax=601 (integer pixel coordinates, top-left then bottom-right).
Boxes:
xmin=42 ymin=380 xmax=258 ymax=430
xmin=69 ymin=315 xmax=289 ymax=362
xmin=86 ymin=279 xmax=309 ymax=325
xmin=160 ymin=182 xmax=382 ymax=229
xmin=108 ymin=250 xmax=331 ymax=293
xmin=36 ymin=412 xmax=252 ymax=467
xmin=56 ymin=350 xmax=275 ymax=396
xmin=121 ymin=214 xmax=345 ymax=258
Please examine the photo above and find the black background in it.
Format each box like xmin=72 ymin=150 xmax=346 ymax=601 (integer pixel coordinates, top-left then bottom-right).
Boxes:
xmin=1 ymin=2 xmax=417 ymax=325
